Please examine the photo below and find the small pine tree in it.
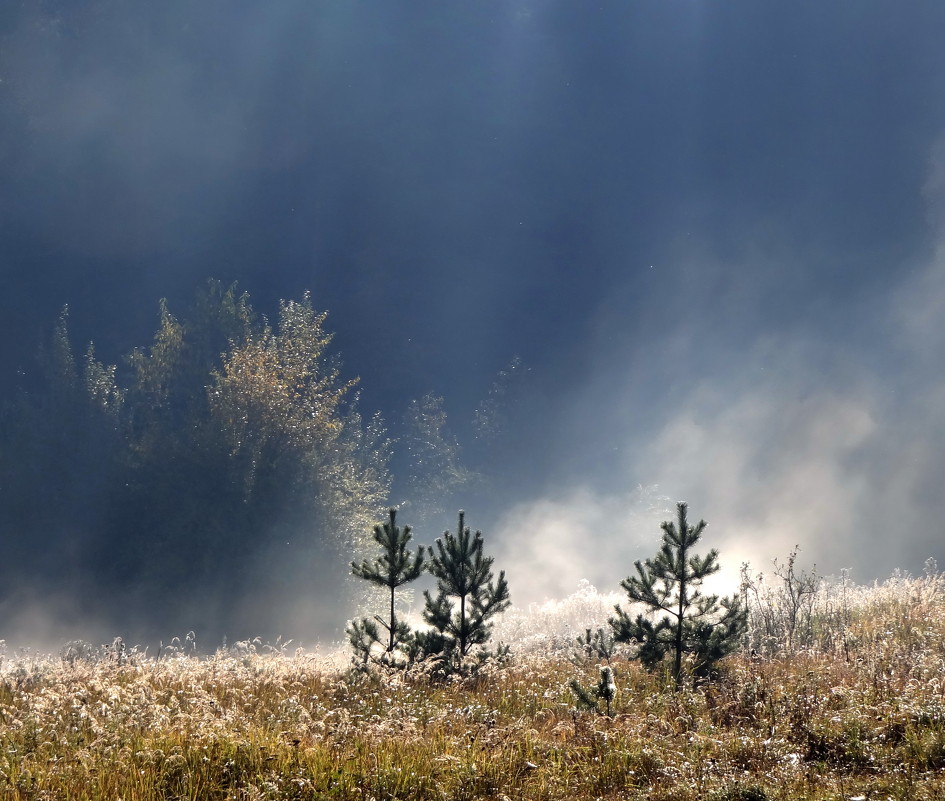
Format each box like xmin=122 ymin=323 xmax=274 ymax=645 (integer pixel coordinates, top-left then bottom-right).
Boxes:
xmin=572 ymin=627 xmax=619 ymax=665
xmin=347 ymin=508 xmax=425 ymax=665
xmin=418 ymin=510 xmax=510 ymax=674
xmin=569 ymin=665 xmax=617 ymax=717
xmin=610 ymin=502 xmax=747 ymax=687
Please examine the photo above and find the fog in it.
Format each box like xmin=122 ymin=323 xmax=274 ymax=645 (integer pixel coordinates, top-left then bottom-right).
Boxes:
xmin=2 ymin=1 xmax=945 ymax=648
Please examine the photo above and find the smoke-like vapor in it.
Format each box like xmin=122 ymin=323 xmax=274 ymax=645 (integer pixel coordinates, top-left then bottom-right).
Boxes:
xmin=3 ymin=2 xmax=945 ymax=646
xmin=492 ymin=145 xmax=945 ymax=601
xmin=493 ymin=485 xmax=672 ymax=606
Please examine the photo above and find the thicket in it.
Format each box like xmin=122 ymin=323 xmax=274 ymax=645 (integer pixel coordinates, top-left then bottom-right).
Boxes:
xmin=0 ymin=281 xmax=390 ymax=639
xmin=0 ymin=282 xmax=525 ymax=643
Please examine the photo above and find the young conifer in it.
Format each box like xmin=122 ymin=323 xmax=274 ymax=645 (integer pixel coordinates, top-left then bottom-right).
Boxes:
xmin=347 ymin=508 xmax=425 ymax=665
xmin=569 ymin=665 xmax=617 ymax=717
xmin=610 ymin=502 xmax=746 ymax=687
xmin=418 ymin=510 xmax=510 ymax=673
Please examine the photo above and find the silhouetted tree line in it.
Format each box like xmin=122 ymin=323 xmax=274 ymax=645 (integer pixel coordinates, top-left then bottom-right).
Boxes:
xmin=0 ymin=281 xmax=390 ymax=640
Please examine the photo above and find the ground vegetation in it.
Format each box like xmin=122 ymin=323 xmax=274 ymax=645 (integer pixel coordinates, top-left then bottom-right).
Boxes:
xmin=0 ymin=569 xmax=943 ymax=799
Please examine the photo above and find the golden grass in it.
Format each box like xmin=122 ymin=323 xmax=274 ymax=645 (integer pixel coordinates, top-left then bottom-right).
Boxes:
xmin=3 ymin=572 xmax=945 ymax=800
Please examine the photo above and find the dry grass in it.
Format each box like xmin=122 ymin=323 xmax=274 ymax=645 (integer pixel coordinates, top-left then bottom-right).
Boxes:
xmin=3 ymin=572 xmax=945 ymax=800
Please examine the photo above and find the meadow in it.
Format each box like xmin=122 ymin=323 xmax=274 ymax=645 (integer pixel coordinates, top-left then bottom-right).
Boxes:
xmin=2 ymin=568 xmax=945 ymax=800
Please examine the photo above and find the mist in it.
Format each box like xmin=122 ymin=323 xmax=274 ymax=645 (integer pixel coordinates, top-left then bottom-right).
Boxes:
xmin=2 ymin=1 xmax=945 ymax=648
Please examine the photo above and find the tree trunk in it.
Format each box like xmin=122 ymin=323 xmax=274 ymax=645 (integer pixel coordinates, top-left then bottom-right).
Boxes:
xmin=674 ymin=536 xmax=687 ymax=689
xmin=388 ymin=586 xmax=396 ymax=652
xmin=459 ymin=594 xmax=467 ymax=657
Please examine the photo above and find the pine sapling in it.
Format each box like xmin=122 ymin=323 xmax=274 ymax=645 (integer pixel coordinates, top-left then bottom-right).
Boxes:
xmin=572 ymin=627 xmax=619 ymax=665
xmin=348 ymin=508 xmax=425 ymax=666
xmin=418 ymin=510 xmax=510 ymax=674
xmin=569 ymin=665 xmax=618 ymax=717
xmin=610 ymin=502 xmax=747 ymax=687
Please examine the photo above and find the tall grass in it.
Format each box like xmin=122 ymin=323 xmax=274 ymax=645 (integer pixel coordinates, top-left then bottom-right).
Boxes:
xmin=2 ymin=568 xmax=945 ymax=799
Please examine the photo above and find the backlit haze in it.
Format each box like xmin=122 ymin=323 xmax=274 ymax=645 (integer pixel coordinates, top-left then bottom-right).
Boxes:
xmin=2 ymin=1 xmax=945 ymax=648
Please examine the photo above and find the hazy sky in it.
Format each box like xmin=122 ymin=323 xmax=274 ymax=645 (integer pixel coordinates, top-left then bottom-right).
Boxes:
xmin=3 ymin=1 xmax=945 ymax=611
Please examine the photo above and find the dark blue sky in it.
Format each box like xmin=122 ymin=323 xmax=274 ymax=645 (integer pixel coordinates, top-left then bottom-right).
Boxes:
xmin=3 ymin=1 xmax=945 ymax=602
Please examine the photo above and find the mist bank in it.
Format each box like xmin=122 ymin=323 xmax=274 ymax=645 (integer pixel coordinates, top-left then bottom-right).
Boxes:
xmin=3 ymin=1 xmax=945 ymax=648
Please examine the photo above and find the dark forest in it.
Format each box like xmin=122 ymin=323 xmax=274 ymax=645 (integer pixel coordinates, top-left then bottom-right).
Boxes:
xmin=0 ymin=282 xmax=392 ymax=644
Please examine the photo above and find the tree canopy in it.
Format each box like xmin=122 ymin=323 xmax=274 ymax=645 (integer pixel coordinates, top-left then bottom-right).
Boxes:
xmin=0 ymin=281 xmax=390 ymax=643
